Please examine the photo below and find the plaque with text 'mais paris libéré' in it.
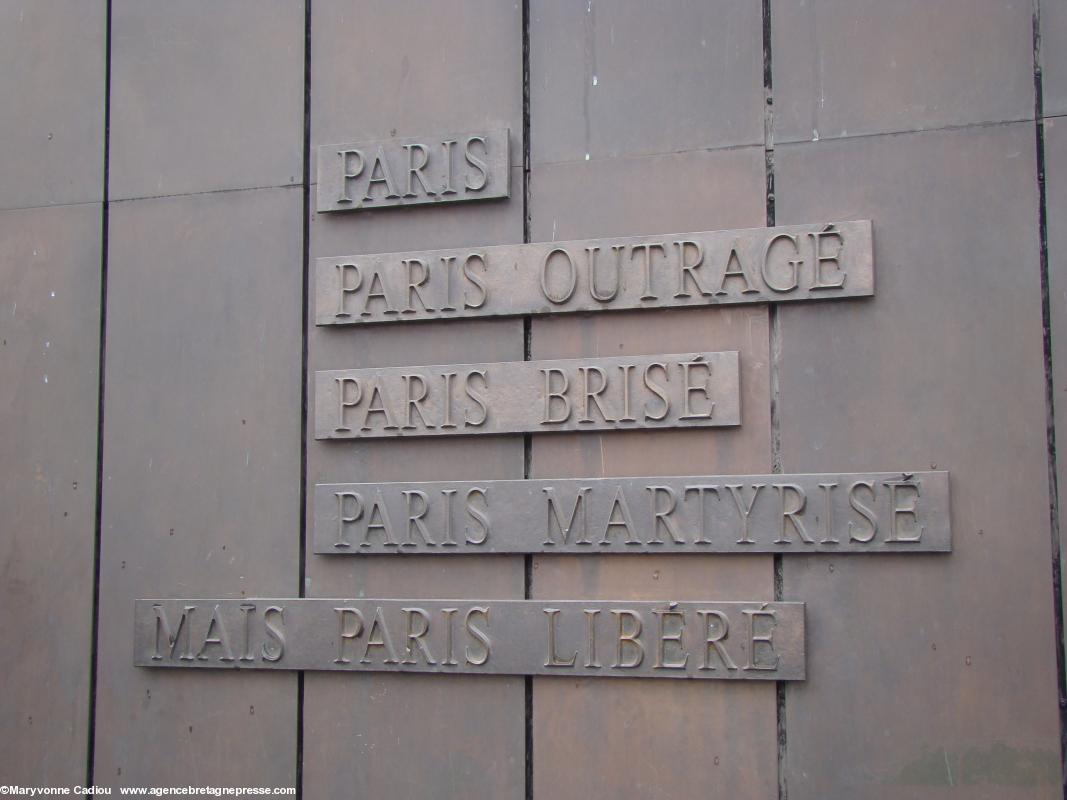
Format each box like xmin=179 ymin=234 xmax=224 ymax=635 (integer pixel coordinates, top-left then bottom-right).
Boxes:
xmin=317 ymin=128 xmax=510 ymax=212
xmin=312 ymin=471 xmax=951 ymax=555
xmin=314 ymin=351 xmax=741 ymax=440
xmin=314 ymin=220 xmax=872 ymax=325
xmin=135 ymin=599 xmax=805 ymax=681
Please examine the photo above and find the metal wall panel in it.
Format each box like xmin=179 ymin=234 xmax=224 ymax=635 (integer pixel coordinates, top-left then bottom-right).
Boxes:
xmin=776 ymin=123 xmax=1061 ymax=799
xmin=529 ymin=0 xmax=763 ymax=164
xmin=108 ymin=0 xmax=304 ymax=201
xmin=772 ymin=0 xmax=1035 ymax=144
xmin=94 ymin=187 xmax=302 ymax=788
xmin=1045 ymin=116 xmax=1067 ymax=678
xmin=530 ymin=4 xmax=774 ymax=795
xmin=304 ymin=2 xmax=525 ymax=798
xmin=309 ymin=0 xmax=524 ymax=180
xmin=1042 ymin=0 xmax=1067 ymax=117
xmin=0 ymin=0 xmax=105 ymax=210
xmin=0 ymin=203 xmax=101 ymax=784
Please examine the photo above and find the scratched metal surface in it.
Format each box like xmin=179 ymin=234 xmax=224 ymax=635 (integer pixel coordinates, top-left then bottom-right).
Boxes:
xmin=527 ymin=3 xmax=779 ymax=797
xmin=303 ymin=2 xmax=527 ymax=798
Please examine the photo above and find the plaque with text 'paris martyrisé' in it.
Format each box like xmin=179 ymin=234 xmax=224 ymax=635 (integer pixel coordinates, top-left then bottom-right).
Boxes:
xmin=313 ymin=471 xmax=950 ymax=555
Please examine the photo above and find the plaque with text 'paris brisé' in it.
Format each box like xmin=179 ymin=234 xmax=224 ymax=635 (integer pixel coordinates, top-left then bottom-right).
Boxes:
xmin=315 ymin=351 xmax=741 ymax=440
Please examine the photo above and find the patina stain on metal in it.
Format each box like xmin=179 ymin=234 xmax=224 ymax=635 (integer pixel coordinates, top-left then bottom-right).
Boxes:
xmin=314 ymin=220 xmax=873 ymax=326
xmin=316 ymin=128 xmax=511 ymax=212
xmin=135 ymin=598 xmax=806 ymax=681
xmin=313 ymin=471 xmax=950 ymax=554
xmin=315 ymin=351 xmax=741 ymax=439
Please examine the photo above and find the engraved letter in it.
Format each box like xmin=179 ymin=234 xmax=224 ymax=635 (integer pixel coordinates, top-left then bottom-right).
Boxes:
xmin=541 ymin=368 xmax=571 ymax=424
xmin=196 ymin=604 xmax=235 ymax=662
xmin=814 ymin=482 xmax=839 ymax=544
xmin=360 ymin=607 xmax=400 ymax=664
xmin=402 ymin=258 xmax=435 ymax=313
xmin=336 ymin=149 xmax=364 ymax=204
xmin=401 ymin=374 xmax=435 ymax=430
xmin=612 ymin=610 xmax=644 ymax=668
xmin=579 ymin=366 xmax=615 ymax=423
xmin=544 ymin=609 xmax=578 ymax=667
xmin=334 ymin=491 xmax=362 ymax=549
xmin=742 ymin=607 xmax=779 ymax=671
xmin=334 ymin=377 xmax=361 ymax=433
xmin=544 ymin=486 xmax=592 ymax=545
xmin=363 ymin=146 xmax=401 ymax=201
xmin=153 ymin=604 xmax=196 ymax=661
xmin=713 ymin=242 xmax=759 ymax=296
xmin=848 ymin=480 xmax=878 ymax=543
xmin=653 ymin=606 xmax=688 ymax=669
xmin=632 ymin=243 xmax=666 ymax=300
xmin=643 ymin=362 xmax=671 ymax=421
xmin=464 ymin=370 xmax=489 ymax=427
xmin=696 ymin=610 xmax=738 ymax=671
xmin=465 ymin=487 xmax=490 ymax=545
xmin=674 ymin=240 xmax=711 ymax=298
xmin=774 ymin=483 xmax=814 ymax=544
xmin=727 ymin=484 xmax=765 ymax=544
xmin=684 ymin=485 xmax=721 ymax=545
xmin=334 ymin=262 xmax=361 ymax=317
xmin=403 ymin=143 xmax=436 ymax=198
xmin=884 ymin=480 xmax=925 ymax=543
xmin=360 ymin=380 xmax=400 ymax=432
xmin=584 ymin=609 xmax=602 ymax=668
xmin=464 ymin=607 xmax=492 ymax=666
xmin=401 ymin=608 xmax=436 ymax=665
xmin=401 ymin=490 xmax=435 ymax=546
xmin=680 ymin=359 xmax=715 ymax=419
xmin=541 ymin=248 xmax=578 ymax=305
xmin=761 ymin=233 xmax=802 ymax=293
xmin=333 ymin=607 xmax=364 ymax=664
xmin=600 ymin=486 xmax=641 ymax=545
xmin=462 ymin=253 xmax=488 ymax=309
xmin=588 ymin=245 xmax=622 ymax=302
xmin=464 ymin=136 xmax=489 ymax=191
xmin=809 ymin=229 xmax=846 ymax=290
xmin=647 ymin=485 xmax=684 ymax=544
xmin=364 ymin=489 xmax=399 ymax=547
xmin=262 ymin=606 xmax=285 ymax=663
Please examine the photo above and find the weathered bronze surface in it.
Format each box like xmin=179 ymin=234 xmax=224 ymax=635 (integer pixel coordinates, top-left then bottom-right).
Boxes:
xmin=315 ymin=220 xmax=872 ymax=325
xmin=135 ymin=598 xmax=805 ymax=681
xmin=313 ymin=471 xmax=950 ymax=554
xmin=315 ymin=351 xmax=741 ymax=440
xmin=316 ymin=128 xmax=510 ymax=212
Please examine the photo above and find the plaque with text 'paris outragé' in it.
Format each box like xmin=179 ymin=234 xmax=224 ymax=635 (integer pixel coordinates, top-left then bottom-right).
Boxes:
xmin=135 ymin=599 xmax=805 ymax=681
xmin=315 ymin=220 xmax=872 ymax=325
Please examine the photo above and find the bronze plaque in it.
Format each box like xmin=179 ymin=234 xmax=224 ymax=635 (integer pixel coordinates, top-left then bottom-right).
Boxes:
xmin=316 ymin=128 xmax=511 ymax=212
xmin=314 ymin=220 xmax=872 ymax=325
xmin=312 ymin=471 xmax=950 ymax=554
xmin=135 ymin=598 xmax=805 ymax=681
xmin=314 ymin=351 xmax=741 ymax=440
